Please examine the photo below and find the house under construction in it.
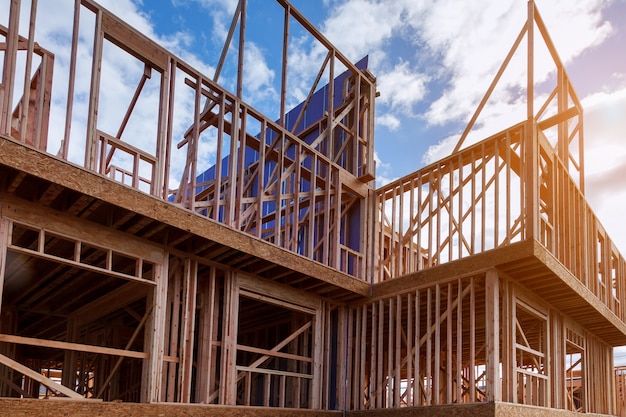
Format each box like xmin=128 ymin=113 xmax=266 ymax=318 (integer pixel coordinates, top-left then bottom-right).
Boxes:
xmin=1 ymin=0 xmax=626 ymax=416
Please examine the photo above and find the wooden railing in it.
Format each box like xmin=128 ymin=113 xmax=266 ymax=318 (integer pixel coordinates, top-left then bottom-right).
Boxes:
xmin=376 ymin=119 xmax=626 ymax=320
xmin=96 ymin=130 xmax=157 ymax=193
xmin=0 ymin=23 xmax=54 ymax=151
xmin=536 ymin=131 xmax=626 ymax=322
xmin=0 ymin=0 xmax=375 ymax=279
xmin=375 ymin=122 xmax=528 ymax=282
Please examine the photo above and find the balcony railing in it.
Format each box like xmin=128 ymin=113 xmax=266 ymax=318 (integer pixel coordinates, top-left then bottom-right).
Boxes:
xmin=376 ymin=122 xmax=528 ymax=280
xmin=375 ymin=119 xmax=626 ymax=321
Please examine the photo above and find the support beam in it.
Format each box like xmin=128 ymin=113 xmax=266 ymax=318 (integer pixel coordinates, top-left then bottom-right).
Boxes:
xmin=485 ymin=269 xmax=500 ymax=402
xmin=0 ymin=334 xmax=151 ymax=360
xmin=0 ymin=353 xmax=85 ymax=400
xmin=0 ymin=219 xmax=9 ymax=317
xmin=145 ymin=254 xmax=170 ymax=403
xmin=178 ymin=259 xmax=198 ymax=402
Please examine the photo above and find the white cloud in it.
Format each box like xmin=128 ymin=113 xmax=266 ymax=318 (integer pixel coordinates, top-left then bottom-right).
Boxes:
xmin=241 ymin=43 xmax=277 ymax=104
xmin=582 ymin=87 xmax=626 ymax=254
xmin=201 ymin=0 xmax=238 ymax=14
xmin=421 ymin=93 xmax=529 ymax=165
xmin=377 ymin=61 xmax=429 ymax=114
xmin=417 ymin=0 xmax=612 ymax=127
xmin=376 ymin=113 xmax=401 ymax=131
xmin=321 ymin=0 xmax=403 ymax=63
xmin=421 ymin=134 xmax=456 ymax=166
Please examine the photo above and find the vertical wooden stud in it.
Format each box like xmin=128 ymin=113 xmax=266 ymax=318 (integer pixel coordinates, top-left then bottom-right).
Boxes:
xmin=485 ymin=269 xmax=500 ymax=401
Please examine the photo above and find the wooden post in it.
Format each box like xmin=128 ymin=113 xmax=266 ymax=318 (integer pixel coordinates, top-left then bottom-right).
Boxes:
xmin=414 ymin=289 xmax=420 ymax=406
xmin=279 ymin=4 xmax=289 ymax=127
xmin=433 ymin=284 xmax=441 ymax=404
xmin=369 ymin=300 xmax=377 ymax=407
xmin=236 ymin=0 xmax=246 ymax=98
xmin=18 ymin=0 xmax=38 ymax=145
xmin=312 ymin=304 xmax=324 ymax=409
xmin=426 ymin=288 xmax=432 ymax=405
xmin=178 ymin=259 xmax=198 ymax=402
xmin=485 ymin=269 xmax=500 ymax=401
xmin=549 ymin=311 xmax=563 ymax=409
xmin=0 ymin=0 xmax=20 ymax=135
xmin=165 ymin=262 xmax=182 ymax=401
xmin=220 ymin=271 xmax=239 ymax=405
xmin=153 ymin=58 xmax=171 ymax=198
xmin=84 ymin=8 xmax=104 ymax=171
xmin=62 ymin=320 xmax=79 ymax=393
xmin=0 ymin=219 xmax=9 ymax=316
xmin=500 ymin=278 xmax=513 ymax=402
xmin=226 ymin=100 xmax=240 ymax=226
xmin=527 ymin=0 xmax=535 ymax=121
xmin=525 ymin=0 xmax=539 ymax=246
xmin=61 ymin=0 xmax=81 ymax=159
xmin=145 ymin=253 xmax=169 ymax=402
xmin=455 ymin=280 xmax=462 ymax=403
xmin=524 ymin=120 xmax=539 ymax=242
xmin=195 ymin=267 xmax=220 ymax=404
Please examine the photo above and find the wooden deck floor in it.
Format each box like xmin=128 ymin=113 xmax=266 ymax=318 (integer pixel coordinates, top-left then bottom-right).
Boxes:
xmin=373 ymin=239 xmax=626 ymax=346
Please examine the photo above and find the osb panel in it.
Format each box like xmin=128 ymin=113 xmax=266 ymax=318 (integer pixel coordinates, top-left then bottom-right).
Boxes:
xmin=0 ymin=399 xmax=341 ymax=417
xmin=348 ymin=403 xmax=496 ymax=417
xmin=494 ymin=403 xmax=615 ymax=417
xmin=0 ymin=400 xmax=618 ymax=417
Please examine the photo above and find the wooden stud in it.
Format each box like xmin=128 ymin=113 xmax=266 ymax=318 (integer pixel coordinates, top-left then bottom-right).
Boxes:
xmin=146 ymin=252 xmax=170 ymax=402
xmin=84 ymin=8 xmax=103 ymax=171
xmin=178 ymin=259 xmax=198 ymax=402
xmin=220 ymin=271 xmax=239 ymax=405
xmin=0 ymin=219 xmax=8 ymax=316
xmin=0 ymin=0 xmax=20 ymax=135
xmin=485 ymin=269 xmax=499 ymax=402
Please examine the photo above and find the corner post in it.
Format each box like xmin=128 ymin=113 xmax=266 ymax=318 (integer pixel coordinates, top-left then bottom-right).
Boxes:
xmin=485 ymin=269 xmax=500 ymax=401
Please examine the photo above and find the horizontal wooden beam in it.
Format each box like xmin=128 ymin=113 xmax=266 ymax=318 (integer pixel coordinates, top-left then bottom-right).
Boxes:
xmin=0 ymin=333 xmax=148 ymax=360
xmin=537 ymin=106 xmax=579 ymax=131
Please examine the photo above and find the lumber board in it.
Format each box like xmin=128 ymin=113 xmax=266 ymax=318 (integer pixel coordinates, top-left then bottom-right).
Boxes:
xmin=0 ymin=219 xmax=8 ymax=318
xmin=0 ymin=398 xmax=342 ymax=417
xmin=0 ymin=353 xmax=85 ymax=399
xmin=0 ymin=334 xmax=149 ymax=360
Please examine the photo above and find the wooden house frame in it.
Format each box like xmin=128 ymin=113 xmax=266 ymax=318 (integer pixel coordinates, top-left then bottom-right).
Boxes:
xmin=0 ymin=0 xmax=624 ymax=416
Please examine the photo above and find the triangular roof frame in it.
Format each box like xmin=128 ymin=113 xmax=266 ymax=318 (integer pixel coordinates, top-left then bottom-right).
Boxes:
xmin=453 ymin=0 xmax=585 ymax=193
